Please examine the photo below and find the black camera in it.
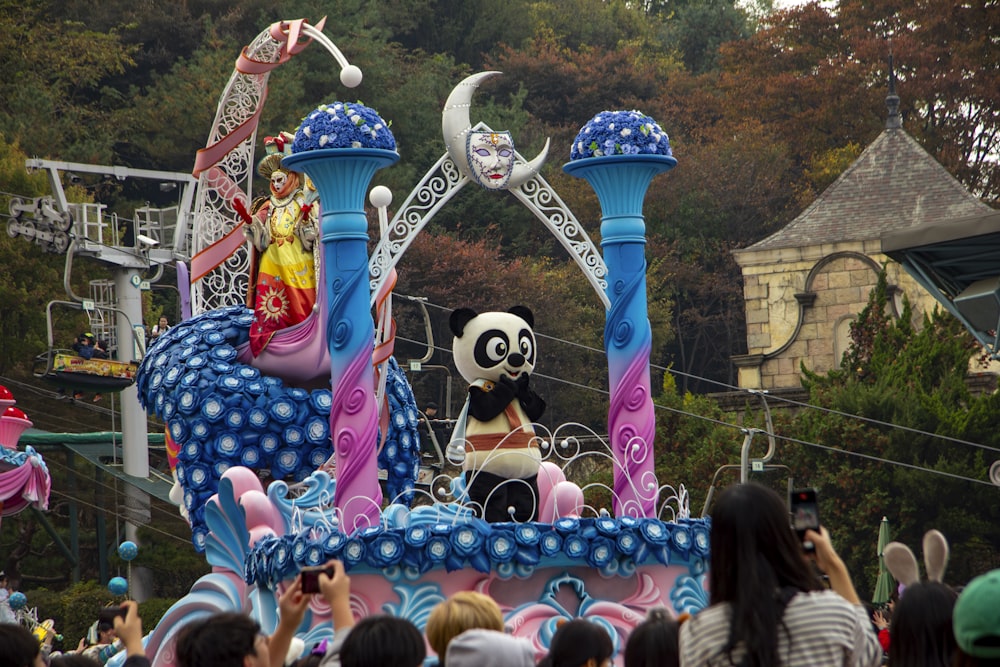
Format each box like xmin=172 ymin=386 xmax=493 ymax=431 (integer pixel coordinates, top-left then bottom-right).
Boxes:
xmin=98 ymin=606 xmax=127 ymax=626
xmin=300 ymin=565 xmax=334 ymax=594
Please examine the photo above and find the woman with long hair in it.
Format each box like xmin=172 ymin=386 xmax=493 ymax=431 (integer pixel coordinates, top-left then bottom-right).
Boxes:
xmin=887 ymin=581 xmax=957 ymax=666
xmin=679 ymin=483 xmax=882 ymax=667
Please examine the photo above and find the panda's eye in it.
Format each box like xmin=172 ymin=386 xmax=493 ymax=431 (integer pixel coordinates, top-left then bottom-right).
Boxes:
xmin=519 ymin=334 xmax=533 ymax=360
xmin=485 ymin=336 xmax=508 ymax=362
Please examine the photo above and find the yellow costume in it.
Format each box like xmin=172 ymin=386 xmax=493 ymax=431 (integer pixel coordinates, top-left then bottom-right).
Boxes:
xmin=246 ymin=132 xmax=319 ymax=356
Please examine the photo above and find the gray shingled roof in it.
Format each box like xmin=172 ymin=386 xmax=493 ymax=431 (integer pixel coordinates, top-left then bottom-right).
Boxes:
xmin=741 ymin=127 xmax=993 ymax=252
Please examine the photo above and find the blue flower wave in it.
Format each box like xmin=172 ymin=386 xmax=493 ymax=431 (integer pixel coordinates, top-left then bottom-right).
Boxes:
xmin=244 ymin=516 xmax=712 ymax=590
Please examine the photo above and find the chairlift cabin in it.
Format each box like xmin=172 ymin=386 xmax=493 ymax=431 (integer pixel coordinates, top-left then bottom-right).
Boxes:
xmin=33 ymin=300 xmax=140 ymax=394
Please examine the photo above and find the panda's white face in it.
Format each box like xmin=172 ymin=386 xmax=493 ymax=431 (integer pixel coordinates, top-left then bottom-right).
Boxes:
xmin=453 ymin=311 xmax=536 ymax=384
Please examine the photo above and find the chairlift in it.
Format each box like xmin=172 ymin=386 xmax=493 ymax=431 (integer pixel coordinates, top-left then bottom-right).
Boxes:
xmin=32 ymin=300 xmax=140 ymax=394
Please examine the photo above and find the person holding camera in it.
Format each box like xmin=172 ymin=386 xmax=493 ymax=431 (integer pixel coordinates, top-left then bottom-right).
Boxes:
xmin=679 ymin=483 xmax=881 ymax=667
xmin=81 ymin=611 xmax=123 ymax=665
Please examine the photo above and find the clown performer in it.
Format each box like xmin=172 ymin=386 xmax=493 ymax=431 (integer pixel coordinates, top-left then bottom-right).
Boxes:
xmin=245 ymin=131 xmax=320 ymax=356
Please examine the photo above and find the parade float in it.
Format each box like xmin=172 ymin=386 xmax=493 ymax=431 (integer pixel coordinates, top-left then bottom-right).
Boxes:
xmin=128 ymin=19 xmax=709 ymax=666
xmin=0 ymin=386 xmax=51 ymax=520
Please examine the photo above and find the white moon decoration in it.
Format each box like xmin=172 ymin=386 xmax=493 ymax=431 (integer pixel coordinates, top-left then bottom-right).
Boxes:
xmin=441 ymin=71 xmax=550 ymax=190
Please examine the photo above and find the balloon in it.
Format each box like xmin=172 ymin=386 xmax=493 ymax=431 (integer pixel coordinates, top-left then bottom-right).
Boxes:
xmin=541 ymin=481 xmax=585 ymax=522
xmin=117 ymin=541 xmax=138 ymax=561
xmin=535 ymin=462 xmax=566 ymax=522
xmin=8 ymin=591 xmax=27 ymax=610
xmin=108 ymin=577 xmax=128 ymax=596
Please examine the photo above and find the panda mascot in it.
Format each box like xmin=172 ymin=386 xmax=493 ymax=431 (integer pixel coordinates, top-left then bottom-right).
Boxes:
xmin=448 ymin=306 xmax=546 ymax=522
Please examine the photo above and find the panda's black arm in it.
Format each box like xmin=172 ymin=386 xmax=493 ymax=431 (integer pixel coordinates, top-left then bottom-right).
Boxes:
xmin=468 ymin=382 xmax=516 ymax=421
xmin=520 ymin=391 xmax=546 ymax=421
xmin=514 ymin=373 xmax=546 ymax=421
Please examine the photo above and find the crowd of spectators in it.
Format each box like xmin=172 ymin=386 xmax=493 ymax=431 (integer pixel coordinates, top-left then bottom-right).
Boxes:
xmin=2 ymin=483 xmax=998 ymax=667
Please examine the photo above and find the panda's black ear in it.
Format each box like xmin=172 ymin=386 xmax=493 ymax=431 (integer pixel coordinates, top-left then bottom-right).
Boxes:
xmin=508 ymin=305 xmax=534 ymax=328
xmin=450 ymin=308 xmax=478 ymax=337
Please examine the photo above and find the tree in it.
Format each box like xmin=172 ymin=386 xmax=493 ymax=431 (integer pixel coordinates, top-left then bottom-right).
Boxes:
xmin=839 ymin=0 xmax=1000 ymax=205
xmin=787 ymin=271 xmax=1000 ymax=586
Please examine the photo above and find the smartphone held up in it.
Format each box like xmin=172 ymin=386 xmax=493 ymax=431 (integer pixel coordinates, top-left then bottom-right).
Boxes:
xmin=790 ymin=488 xmax=820 ymax=552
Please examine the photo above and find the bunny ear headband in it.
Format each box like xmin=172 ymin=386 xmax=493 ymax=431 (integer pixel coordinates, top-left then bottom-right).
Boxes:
xmin=883 ymin=529 xmax=950 ymax=591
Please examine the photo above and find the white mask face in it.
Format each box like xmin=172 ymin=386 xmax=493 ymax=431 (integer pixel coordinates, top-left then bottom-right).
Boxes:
xmin=270 ymin=170 xmax=288 ymax=193
xmin=467 ymin=131 xmax=515 ymax=189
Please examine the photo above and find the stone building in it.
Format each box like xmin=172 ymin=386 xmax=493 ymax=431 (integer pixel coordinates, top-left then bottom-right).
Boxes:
xmin=731 ymin=86 xmax=994 ymax=394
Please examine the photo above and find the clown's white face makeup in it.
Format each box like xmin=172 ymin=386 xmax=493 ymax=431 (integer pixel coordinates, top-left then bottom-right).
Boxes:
xmin=467 ymin=131 xmax=515 ymax=189
xmin=270 ymin=170 xmax=289 ymax=194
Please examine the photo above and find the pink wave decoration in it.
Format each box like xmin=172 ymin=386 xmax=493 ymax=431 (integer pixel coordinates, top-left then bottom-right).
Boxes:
xmin=607 ymin=344 xmax=656 ymax=518
xmin=236 ymin=260 xmax=331 ymax=387
xmin=331 ymin=350 xmax=382 ymax=532
xmin=0 ymin=455 xmax=51 ymax=515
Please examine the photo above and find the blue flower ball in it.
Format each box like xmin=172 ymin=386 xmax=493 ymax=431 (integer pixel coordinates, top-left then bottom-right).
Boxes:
xmin=117 ymin=541 xmax=139 ymax=561
xmin=8 ymin=591 xmax=27 ymax=610
xmin=108 ymin=576 xmax=128 ymax=596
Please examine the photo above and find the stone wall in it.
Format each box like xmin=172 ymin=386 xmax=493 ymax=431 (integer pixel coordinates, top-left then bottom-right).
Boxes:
xmin=733 ymin=240 xmax=954 ymax=390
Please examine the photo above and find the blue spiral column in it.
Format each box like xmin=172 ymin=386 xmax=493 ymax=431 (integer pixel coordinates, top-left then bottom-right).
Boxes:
xmin=282 ymin=148 xmax=398 ymax=533
xmin=564 ymin=154 xmax=676 ymax=518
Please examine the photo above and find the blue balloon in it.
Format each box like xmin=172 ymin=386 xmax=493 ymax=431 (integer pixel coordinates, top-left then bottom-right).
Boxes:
xmin=108 ymin=576 xmax=128 ymax=596
xmin=8 ymin=591 xmax=27 ymax=610
xmin=117 ymin=541 xmax=138 ymax=561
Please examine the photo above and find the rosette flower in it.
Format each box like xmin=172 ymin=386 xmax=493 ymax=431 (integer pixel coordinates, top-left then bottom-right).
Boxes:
xmin=269 ymin=398 xmax=296 ymax=424
xmin=200 ymin=393 xmax=226 ymax=422
xmin=323 ymin=531 xmax=347 ymax=559
xmin=449 ymin=520 xmax=490 ymax=571
xmin=424 ymin=535 xmax=451 ymax=567
xmin=292 ymin=532 xmax=312 ymax=562
xmin=487 ymin=529 xmax=517 ymax=564
xmin=616 ymin=528 xmax=639 ymax=556
xmin=168 ymin=419 xmax=188 ymax=444
xmin=691 ymin=523 xmax=710 ymax=558
xmin=562 ymin=534 xmax=588 ymax=560
xmin=303 ymin=543 xmax=325 ymax=567
xmin=638 ymin=519 xmax=671 ymax=565
xmin=450 ymin=520 xmax=489 ymax=558
xmin=305 ymin=416 xmax=329 ymax=445
xmin=260 ymin=432 xmax=280 ymax=454
xmin=213 ymin=431 xmax=242 ymax=459
xmin=293 ymin=102 xmax=396 ymax=152
xmin=271 ymin=449 xmax=301 ymax=478
xmin=514 ymin=523 xmax=541 ymax=547
xmin=184 ymin=463 xmax=212 ymax=491
xmin=671 ymin=525 xmax=692 ymax=556
xmin=586 ymin=536 xmax=616 ymax=569
xmin=540 ymin=531 xmax=563 ymax=558
xmin=341 ymin=537 xmax=366 ymax=568
xmin=248 ymin=407 xmax=269 ymax=430
xmin=176 ymin=388 xmax=199 ymax=416
xmin=367 ymin=531 xmax=405 ymax=569
xmin=569 ymin=110 xmax=672 ymax=160
xmin=595 ymin=517 xmax=621 ymax=537
xmin=638 ymin=519 xmax=669 ymax=545
xmin=554 ymin=517 xmax=580 ymax=535
xmin=241 ymin=446 xmax=262 ymax=467
xmin=402 ymin=525 xmax=431 ymax=570
xmin=224 ymin=408 xmax=246 ymax=430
